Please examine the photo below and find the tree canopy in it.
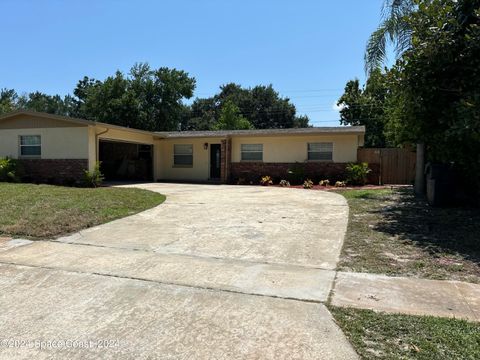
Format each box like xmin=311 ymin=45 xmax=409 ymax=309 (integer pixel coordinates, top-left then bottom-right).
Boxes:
xmin=1 ymin=65 xmax=310 ymax=131
xmin=73 ymin=63 xmax=196 ymax=131
xmin=213 ymin=100 xmax=253 ymax=130
xmin=182 ymin=83 xmax=310 ymax=131
xmin=337 ymin=69 xmax=389 ymax=147
xmin=345 ymin=0 xmax=480 ymax=195
xmin=384 ymin=0 xmax=480 ymax=178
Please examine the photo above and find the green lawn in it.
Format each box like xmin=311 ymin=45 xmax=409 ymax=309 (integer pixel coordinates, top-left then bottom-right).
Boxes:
xmin=329 ymin=306 xmax=480 ymax=360
xmin=336 ymin=188 xmax=480 ymax=283
xmin=0 ymin=183 xmax=165 ymax=239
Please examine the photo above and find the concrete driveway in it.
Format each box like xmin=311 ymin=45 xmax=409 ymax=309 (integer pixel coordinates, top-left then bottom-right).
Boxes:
xmin=0 ymin=183 xmax=357 ymax=359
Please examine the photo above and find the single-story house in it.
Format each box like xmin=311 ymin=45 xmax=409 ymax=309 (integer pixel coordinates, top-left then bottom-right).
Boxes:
xmin=0 ymin=110 xmax=365 ymax=184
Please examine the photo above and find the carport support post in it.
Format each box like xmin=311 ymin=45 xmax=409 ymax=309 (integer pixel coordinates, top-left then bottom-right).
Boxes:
xmin=414 ymin=143 xmax=425 ymax=196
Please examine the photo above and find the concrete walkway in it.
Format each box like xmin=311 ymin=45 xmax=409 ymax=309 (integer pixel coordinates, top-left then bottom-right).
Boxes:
xmin=0 ymin=183 xmax=358 ymax=359
xmin=331 ymin=271 xmax=480 ymax=322
xmin=0 ymin=240 xmax=334 ymax=302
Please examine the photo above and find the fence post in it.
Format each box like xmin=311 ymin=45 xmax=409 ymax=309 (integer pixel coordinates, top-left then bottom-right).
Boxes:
xmin=414 ymin=143 xmax=425 ymax=196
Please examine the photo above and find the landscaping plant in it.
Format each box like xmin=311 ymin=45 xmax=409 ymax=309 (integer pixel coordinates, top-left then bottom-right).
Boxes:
xmin=335 ymin=181 xmax=347 ymax=187
xmin=83 ymin=162 xmax=105 ymax=188
xmin=287 ymin=162 xmax=305 ymax=185
xmin=319 ymin=179 xmax=330 ymax=187
xmin=279 ymin=179 xmax=290 ymax=187
xmin=260 ymin=176 xmax=273 ymax=186
xmin=0 ymin=157 xmax=21 ymax=182
xmin=345 ymin=162 xmax=371 ymax=185
xmin=303 ymin=179 xmax=314 ymax=189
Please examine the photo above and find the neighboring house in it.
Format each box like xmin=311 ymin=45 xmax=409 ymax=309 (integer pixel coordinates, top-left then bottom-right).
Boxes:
xmin=0 ymin=111 xmax=365 ymax=184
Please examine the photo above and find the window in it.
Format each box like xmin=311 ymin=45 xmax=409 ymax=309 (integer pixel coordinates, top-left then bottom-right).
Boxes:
xmin=241 ymin=144 xmax=263 ymax=161
xmin=19 ymin=135 xmax=41 ymax=157
xmin=173 ymin=144 xmax=193 ymax=166
xmin=308 ymin=142 xmax=333 ymax=161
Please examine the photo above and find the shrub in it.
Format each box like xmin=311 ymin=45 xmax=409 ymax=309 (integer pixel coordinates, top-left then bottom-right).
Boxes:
xmin=0 ymin=157 xmax=21 ymax=182
xmin=335 ymin=181 xmax=347 ymax=187
xmin=82 ymin=162 xmax=105 ymax=188
xmin=319 ymin=179 xmax=330 ymax=187
xmin=345 ymin=162 xmax=371 ymax=185
xmin=260 ymin=176 xmax=273 ymax=186
xmin=287 ymin=162 xmax=305 ymax=185
xmin=279 ymin=179 xmax=290 ymax=187
xmin=303 ymin=179 xmax=314 ymax=189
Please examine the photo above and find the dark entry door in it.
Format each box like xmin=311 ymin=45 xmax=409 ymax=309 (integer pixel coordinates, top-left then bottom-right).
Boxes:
xmin=210 ymin=144 xmax=221 ymax=179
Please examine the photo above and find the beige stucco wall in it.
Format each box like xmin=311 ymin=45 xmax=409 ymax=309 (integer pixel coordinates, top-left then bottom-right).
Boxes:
xmin=0 ymin=127 xmax=90 ymax=160
xmin=156 ymin=137 xmax=224 ymax=181
xmin=0 ymin=112 xmax=364 ymax=180
xmin=231 ymin=134 xmax=361 ymax=163
xmin=156 ymin=133 xmax=362 ymax=181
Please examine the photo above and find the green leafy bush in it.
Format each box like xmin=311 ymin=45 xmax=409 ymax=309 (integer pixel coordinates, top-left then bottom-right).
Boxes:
xmin=287 ymin=162 xmax=305 ymax=185
xmin=82 ymin=162 xmax=105 ymax=188
xmin=0 ymin=157 xmax=21 ymax=182
xmin=345 ymin=162 xmax=371 ymax=185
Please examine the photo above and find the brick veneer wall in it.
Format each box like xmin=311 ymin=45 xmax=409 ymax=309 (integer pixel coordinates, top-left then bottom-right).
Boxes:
xmin=229 ymin=162 xmax=349 ymax=184
xmin=18 ymin=159 xmax=89 ymax=184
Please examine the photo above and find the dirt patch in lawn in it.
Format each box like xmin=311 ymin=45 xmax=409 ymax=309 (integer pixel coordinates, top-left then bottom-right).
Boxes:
xmin=337 ymin=188 xmax=480 ymax=283
xmin=0 ymin=183 xmax=165 ymax=239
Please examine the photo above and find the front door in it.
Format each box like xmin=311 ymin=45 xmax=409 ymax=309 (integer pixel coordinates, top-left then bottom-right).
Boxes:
xmin=210 ymin=144 xmax=221 ymax=179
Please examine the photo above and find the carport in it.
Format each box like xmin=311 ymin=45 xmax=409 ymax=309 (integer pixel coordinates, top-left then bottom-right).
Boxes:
xmin=98 ymin=140 xmax=153 ymax=181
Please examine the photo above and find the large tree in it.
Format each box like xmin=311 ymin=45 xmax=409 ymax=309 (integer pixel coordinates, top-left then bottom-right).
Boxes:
xmin=0 ymin=88 xmax=76 ymax=116
xmin=337 ymin=69 xmax=389 ymax=147
xmin=0 ymin=89 xmax=18 ymax=114
xmin=183 ymin=83 xmax=310 ymax=130
xmin=384 ymin=0 xmax=480 ymax=193
xmin=213 ymin=100 xmax=253 ymax=130
xmin=18 ymin=92 xmax=77 ymax=116
xmin=74 ymin=63 xmax=196 ymax=131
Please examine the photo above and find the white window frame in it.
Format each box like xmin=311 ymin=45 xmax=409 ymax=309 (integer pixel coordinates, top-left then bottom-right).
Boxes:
xmin=241 ymin=144 xmax=263 ymax=161
xmin=19 ymin=135 xmax=42 ymax=158
xmin=173 ymin=144 xmax=193 ymax=167
xmin=307 ymin=142 xmax=333 ymax=161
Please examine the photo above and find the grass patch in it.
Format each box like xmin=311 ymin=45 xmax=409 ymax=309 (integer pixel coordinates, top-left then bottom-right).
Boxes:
xmin=0 ymin=183 xmax=165 ymax=239
xmin=337 ymin=188 xmax=480 ymax=283
xmin=329 ymin=306 xmax=480 ymax=359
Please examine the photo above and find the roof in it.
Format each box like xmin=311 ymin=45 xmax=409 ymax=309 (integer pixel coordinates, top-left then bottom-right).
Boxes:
xmin=0 ymin=110 xmax=365 ymax=139
xmin=157 ymin=126 xmax=365 ymax=139
xmin=0 ymin=110 xmax=160 ymax=137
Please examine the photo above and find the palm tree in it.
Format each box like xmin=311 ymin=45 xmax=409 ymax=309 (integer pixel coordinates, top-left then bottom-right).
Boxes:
xmin=365 ymin=0 xmax=416 ymax=74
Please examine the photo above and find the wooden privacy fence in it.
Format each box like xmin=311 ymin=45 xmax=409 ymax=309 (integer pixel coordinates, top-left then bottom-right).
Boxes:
xmin=358 ymin=148 xmax=416 ymax=185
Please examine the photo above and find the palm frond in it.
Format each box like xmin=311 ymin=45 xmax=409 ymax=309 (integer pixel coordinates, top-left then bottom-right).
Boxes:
xmin=366 ymin=0 xmax=416 ymax=74
xmin=365 ymin=26 xmax=388 ymax=74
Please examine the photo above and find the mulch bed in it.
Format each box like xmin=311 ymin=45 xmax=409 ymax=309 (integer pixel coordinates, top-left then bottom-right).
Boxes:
xmin=270 ymin=184 xmax=412 ymax=191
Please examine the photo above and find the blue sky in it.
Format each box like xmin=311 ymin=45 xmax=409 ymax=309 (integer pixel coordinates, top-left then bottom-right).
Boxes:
xmin=0 ymin=0 xmax=385 ymax=126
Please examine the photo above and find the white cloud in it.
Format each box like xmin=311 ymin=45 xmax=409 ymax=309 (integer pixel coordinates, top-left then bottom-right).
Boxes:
xmin=332 ymin=102 xmax=345 ymax=112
